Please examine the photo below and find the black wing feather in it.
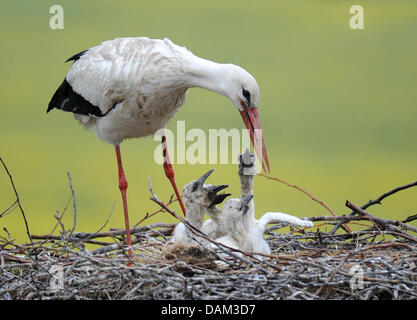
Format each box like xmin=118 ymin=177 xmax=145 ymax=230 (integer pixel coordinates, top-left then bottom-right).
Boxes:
xmin=65 ymin=49 xmax=89 ymax=63
xmin=48 ymin=49 xmax=118 ymax=117
xmin=47 ymin=79 xmax=105 ymax=117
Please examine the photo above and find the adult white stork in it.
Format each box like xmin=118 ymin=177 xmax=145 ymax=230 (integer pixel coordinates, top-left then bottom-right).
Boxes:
xmin=47 ymin=37 xmax=270 ymax=262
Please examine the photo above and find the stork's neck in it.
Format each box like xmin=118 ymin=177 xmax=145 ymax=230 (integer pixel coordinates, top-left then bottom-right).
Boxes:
xmin=185 ymin=204 xmax=204 ymax=230
xmin=240 ymin=175 xmax=254 ymax=199
xmin=239 ymin=175 xmax=255 ymax=222
xmin=206 ymin=206 xmax=222 ymax=223
xmin=184 ymin=55 xmax=230 ymax=98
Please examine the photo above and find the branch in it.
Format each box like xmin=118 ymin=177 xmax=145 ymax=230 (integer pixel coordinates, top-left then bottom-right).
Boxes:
xmin=0 ymin=200 xmax=18 ymax=218
xmin=362 ymin=180 xmax=417 ymax=210
xmin=67 ymin=172 xmax=77 ymax=237
xmin=258 ymin=173 xmax=353 ymax=232
xmin=133 ymin=195 xmax=177 ymax=228
xmin=330 ymin=180 xmax=417 ymax=234
xmin=403 ymin=214 xmax=417 ymax=224
xmin=0 ymin=158 xmax=33 ymax=245
xmin=346 ymin=200 xmax=417 ymax=242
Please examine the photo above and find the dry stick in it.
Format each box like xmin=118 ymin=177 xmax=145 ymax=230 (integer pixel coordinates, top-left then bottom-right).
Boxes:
xmin=402 ymin=213 xmax=417 ymax=224
xmin=34 ymin=201 xmax=115 ymax=248
xmin=33 ymin=226 xmax=145 ymax=241
xmin=315 ymin=250 xmax=355 ymax=296
xmin=31 ymin=222 xmax=176 ymax=245
xmin=3 ymin=227 xmax=13 ymax=242
xmin=79 ymin=201 xmax=115 ymax=245
xmin=0 ymin=158 xmax=33 ymax=245
xmin=330 ymin=180 xmax=417 ymax=235
xmin=55 ymin=210 xmax=66 ymax=236
xmin=282 ymin=229 xmax=412 ymax=243
xmin=67 ymin=172 xmax=77 ymax=237
xmin=344 ymin=204 xmax=387 ymax=241
xmin=133 ymin=195 xmax=177 ymax=228
xmin=90 ymin=236 xmax=144 ymax=255
xmin=346 ymin=200 xmax=417 ymax=234
xmin=308 ymin=215 xmax=417 ymax=234
xmin=258 ymin=173 xmax=353 ymax=233
xmin=362 ymin=180 xmax=417 ymax=209
xmin=315 ymin=240 xmax=416 ymax=297
xmin=346 ymin=200 xmax=417 ymax=243
xmin=0 ymin=200 xmax=18 ymax=218
xmin=38 ymin=197 xmax=71 ymax=247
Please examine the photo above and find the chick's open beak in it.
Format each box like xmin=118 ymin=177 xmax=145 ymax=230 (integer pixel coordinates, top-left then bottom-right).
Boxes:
xmin=206 ymin=184 xmax=231 ymax=207
xmin=192 ymin=169 xmax=215 ymax=192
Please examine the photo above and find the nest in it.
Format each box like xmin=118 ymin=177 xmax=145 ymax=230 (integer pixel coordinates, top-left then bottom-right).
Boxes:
xmin=1 ymin=159 xmax=416 ymax=300
xmin=1 ymin=220 xmax=416 ymax=300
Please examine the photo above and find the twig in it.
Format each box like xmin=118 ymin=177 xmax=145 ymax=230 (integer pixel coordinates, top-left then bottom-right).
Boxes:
xmin=39 ymin=197 xmax=71 ymax=247
xmin=403 ymin=214 xmax=417 ymax=224
xmin=31 ymin=222 xmax=175 ymax=244
xmin=315 ymin=250 xmax=356 ymax=296
xmin=0 ymin=158 xmax=33 ymax=245
xmin=3 ymin=227 xmax=13 ymax=242
xmin=54 ymin=209 xmax=67 ymax=238
xmin=258 ymin=173 xmax=353 ymax=232
xmin=346 ymin=200 xmax=417 ymax=242
xmin=67 ymin=172 xmax=77 ymax=237
xmin=0 ymin=200 xmax=18 ymax=218
xmin=134 ymin=195 xmax=177 ymax=228
xmin=330 ymin=180 xmax=417 ymax=234
xmin=77 ymin=201 xmax=116 ymax=245
xmin=361 ymin=180 xmax=417 ymax=210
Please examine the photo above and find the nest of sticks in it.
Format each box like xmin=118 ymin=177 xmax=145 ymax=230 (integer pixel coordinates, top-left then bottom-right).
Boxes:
xmin=1 ymin=219 xmax=416 ymax=300
xmin=1 ymin=158 xmax=416 ymax=300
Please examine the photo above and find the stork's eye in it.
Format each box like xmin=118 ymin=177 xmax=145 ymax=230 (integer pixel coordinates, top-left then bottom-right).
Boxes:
xmin=242 ymin=89 xmax=251 ymax=104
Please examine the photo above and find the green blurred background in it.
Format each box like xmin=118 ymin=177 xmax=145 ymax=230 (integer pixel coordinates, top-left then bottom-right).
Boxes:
xmin=1 ymin=0 xmax=416 ymax=243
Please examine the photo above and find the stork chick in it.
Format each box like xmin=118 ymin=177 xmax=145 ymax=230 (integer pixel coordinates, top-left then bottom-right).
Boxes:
xmin=203 ymin=149 xmax=257 ymax=240
xmin=170 ymin=169 xmax=230 ymax=246
xmin=216 ymin=150 xmax=314 ymax=257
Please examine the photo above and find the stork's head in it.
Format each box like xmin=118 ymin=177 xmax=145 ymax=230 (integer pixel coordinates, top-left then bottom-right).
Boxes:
xmin=222 ymin=194 xmax=254 ymax=216
xmin=182 ymin=169 xmax=231 ymax=209
xmin=224 ymin=64 xmax=270 ymax=173
xmin=218 ymin=195 xmax=254 ymax=233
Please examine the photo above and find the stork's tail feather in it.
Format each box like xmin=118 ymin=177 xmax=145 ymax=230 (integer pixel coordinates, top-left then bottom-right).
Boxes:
xmin=47 ymin=79 xmax=105 ymax=117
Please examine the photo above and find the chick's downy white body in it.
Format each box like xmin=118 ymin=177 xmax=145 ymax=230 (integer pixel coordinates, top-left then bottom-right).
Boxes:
xmin=215 ymin=150 xmax=313 ymax=257
xmin=170 ymin=170 xmax=230 ymax=246
xmin=216 ymin=198 xmax=314 ymax=257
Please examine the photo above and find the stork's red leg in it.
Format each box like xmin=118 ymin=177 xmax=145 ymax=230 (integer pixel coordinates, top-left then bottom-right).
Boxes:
xmin=115 ymin=145 xmax=134 ymax=264
xmin=161 ymin=132 xmax=187 ymax=216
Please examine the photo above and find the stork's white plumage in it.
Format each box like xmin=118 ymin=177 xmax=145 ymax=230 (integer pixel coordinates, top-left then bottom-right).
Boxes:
xmin=48 ymin=37 xmax=270 ymax=263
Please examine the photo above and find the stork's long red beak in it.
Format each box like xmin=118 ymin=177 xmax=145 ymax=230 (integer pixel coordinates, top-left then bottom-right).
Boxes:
xmin=240 ymin=105 xmax=271 ymax=174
